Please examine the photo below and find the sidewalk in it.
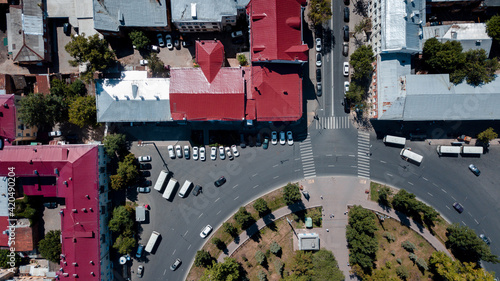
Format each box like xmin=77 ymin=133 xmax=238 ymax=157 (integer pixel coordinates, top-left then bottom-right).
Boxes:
xmin=217 ymin=176 xmax=451 ymax=280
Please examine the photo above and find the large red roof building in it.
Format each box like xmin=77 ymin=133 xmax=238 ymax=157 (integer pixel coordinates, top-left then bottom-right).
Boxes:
xmin=0 ymin=94 xmax=16 ymax=146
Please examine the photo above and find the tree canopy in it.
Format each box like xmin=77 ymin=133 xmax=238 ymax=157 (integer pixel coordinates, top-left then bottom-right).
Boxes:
xmin=200 ymin=258 xmax=241 ymax=281
xmin=349 ymin=45 xmax=375 ymax=82
xmin=346 ymin=205 xmax=378 ymax=274
xmin=283 ymin=183 xmax=301 ymax=205
xmin=148 ymin=53 xmax=167 ymax=78
xmin=195 ymin=250 xmax=214 ymax=268
xmin=307 ymin=0 xmax=333 ymax=27
xmin=103 ymin=133 xmax=127 ymax=158
xmin=446 ymin=223 xmax=499 ymax=264
xmin=486 ymin=15 xmax=500 ymax=42
xmin=253 ymin=198 xmax=270 ymax=217
xmin=18 ymin=93 xmax=67 ymax=130
xmin=429 ymin=251 xmax=496 ymax=280
xmin=50 ymin=79 xmax=86 ymax=98
xmin=129 ymin=30 xmax=150 ymax=50
xmin=0 ymin=249 xmax=26 ymax=268
xmin=68 ymin=95 xmax=98 ymax=128
xmin=109 ymin=205 xmax=136 ymax=254
xmin=38 ymin=230 xmax=62 ymax=263
xmin=112 ymin=154 xmax=139 ymax=190
xmin=234 ymin=207 xmax=254 ymax=229
xmin=477 ymin=127 xmax=498 ymax=143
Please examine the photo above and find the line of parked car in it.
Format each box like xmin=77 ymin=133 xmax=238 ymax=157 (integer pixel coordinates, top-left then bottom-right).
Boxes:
xmin=167 ymin=144 xmax=240 ymax=161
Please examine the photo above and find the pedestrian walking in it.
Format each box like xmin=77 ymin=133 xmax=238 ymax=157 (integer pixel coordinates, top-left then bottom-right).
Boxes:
xmin=326 ymin=229 xmax=329 ymax=232
xmin=320 ymin=195 xmax=323 ymax=199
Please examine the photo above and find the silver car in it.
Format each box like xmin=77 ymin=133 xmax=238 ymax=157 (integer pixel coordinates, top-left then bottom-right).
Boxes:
xmin=200 ymin=147 xmax=206 ymax=161
xmin=175 ymin=145 xmax=182 ymax=158
xmin=168 ymin=145 xmax=175 ymax=159
xmin=192 ymin=146 xmax=199 ymax=160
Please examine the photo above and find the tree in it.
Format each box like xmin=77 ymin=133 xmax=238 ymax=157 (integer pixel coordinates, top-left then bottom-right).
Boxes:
xmin=69 ymin=79 xmax=87 ymax=96
xmin=349 ymin=45 xmax=374 ymax=82
xmin=200 ymin=257 xmax=241 ymax=281
xmin=65 ymin=34 xmax=116 ymax=81
xmin=116 ymin=154 xmax=139 ymax=186
xmin=38 ymin=230 xmax=62 ymax=263
xmin=237 ymin=54 xmax=247 ymax=66
xmin=354 ymin=18 xmax=372 ymax=35
xmin=194 ymin=250 xmax=213 ymax=268
xmin=429 ymin=251 xmax=496 ymax=280
xmin=477 ymin=127 xmax=498 ymax=143
xmin=395 ymin=265 xmax=409 ymax=280
xmin=346 ymin=206 xmax=378 ymax=273
xmin=283 ymin=183 xmax=301 ymax=205
xmin=234 ymin=207 xmax=254 ymax=229
xmin=459 ymin=49 xmax=499 ymax=86
xmin=312 ymin=249 xmax=345 ymax=281
xmin=392 ymin=189 xmax=418 ymax=217
xmin=486 ymin=15 xmax=500 ymax=42
xmin=68 ymin=96 xmax=98 ymax=128
xmin=425 ymin=40 xmax=465 ymax=74
xmin=108 ymin=205 xmax=136 ymax=237
xmin=0 ymin=249 xmax=26 ymax=268
xmin=269 ymin=242 xmax=281 ymax=256
xmin=148 ymin=53 xmax=166 ymax=78
xmin=129 ymin=30 xmax=150 ymax=50
xmin=110 ymin=174 xmax=126 ymax=190
xmin=422 ymin=37 xmax=442 ymax=65
xmin=288 ymin=250 xmax=313 ymax=277
xmin=103 ymin=133 xmax=127 ymax=158
xmin=308 ymin=0 xmax=333 ymax=27
xmin=345 ymin=81 xmax=366 ymax=105
xmin=50 ymin=79 xmax=71 ymax=97
xmin=255 ymin=250 xmax=266 ymax=265
xmin=113 ymin=235 xmax=136 ymax=255
xmin=377 ymin=187 xmax=392 ymax=207
xmin=446 ymin=223 xmax=499 ymax=264
xmin=18 ymin=93 xmax=67 ymax=130
xmin=222 ymin=222 xmax=237 ymax=237
xmin=212 ymin=237 xmax=226 ymax=250
xmin=253 ymin=198 xmax=269 ymax=216
xmin=257 ymin=270 xmax=268 ymax=281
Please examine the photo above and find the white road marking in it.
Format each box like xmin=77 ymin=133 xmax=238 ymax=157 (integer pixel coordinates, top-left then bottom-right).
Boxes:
xmin=184 ymin=230 xmax=188 ymax=236
xmin=446 ymin=205 xmax=451 ymax=210
xmin=163 ymin=269 xmax=167 ymax=275
xmin=215 ymin=197 xmax=220 ymax=202
xmin=232 ymin=184 xmax=239 ymax=189
xmin=326 ymin=154 xmax=333 ymax=157
xmin=427 ymin=192 xmax=433 ymax=197
xmin=462 ymin=221 xmax=467 ymax=226
xmin=234 ymin=196 xmax=239 ymax=201
xmin=188 ymin=244 xmax=191 ymax=250
xmin=451 ymin=196 xmax=456 ymax=201
xmin=253 ymin=185 xmax=259 ymax=189
xmin=273 ymin=164 xmax=279 ymax=168
xmin=172 ymin=249 xmax=176 ymax=256
xmin=252 ymin=173 xmax=258 ymax=177
xmin=433 ymin=183 xmax=439 ymax=187
xmin=474 ymin=219 xmax=479 ymax=224
xmin=441 ymin=189 xmax=447 ymax=193
xmin=198 ymin=213 xmax=203 ymax=219
xmin=350 ymin=165 xmax=357 ymax=168
xmin=295 ymin=158 xmax=301 ymax=161
xmin=422 ymin=177 xmax=428 ymax=181
xmin=408 ymin=182 xmax=413 ymax=185
xmin=386 ymin=173 xmax=393 ymax=177
xmin=380 ymin=160 xmax=387 ymax=163
xmin=349 ymin=154 xmax=355 ymax=157
xmin=328 ymin=165 xmax=335 ymax=167
xmin=294 ymin=169 xmax=301 ymax=172
xmin=216 ymin=210 xmax=221 ymax=215
xmin=273 ymin=176 xmax=279 ymax=179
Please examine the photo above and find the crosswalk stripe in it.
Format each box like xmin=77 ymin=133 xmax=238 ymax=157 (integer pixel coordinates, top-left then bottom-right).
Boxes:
xmin=357 ymin=131 xmax=371 ymax=179
xmin=300 ymin=133 xmax=316 ymax=179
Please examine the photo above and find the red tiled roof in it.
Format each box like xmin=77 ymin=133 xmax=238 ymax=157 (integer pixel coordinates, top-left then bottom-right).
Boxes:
xmin=0 ymin=217 xmax=9 ymax=247
xmin=0 ymin=74 xmax=14 ymax=95
xmin=34 ymin=75 xmax=50 ymax=95
xmin=247 ymin=0 xmax=308 ymax=61
xmin=196 ymin=41 xmax=224 ymax=83
xmin=0 ymin=94 xmax=17 ymax=144
xmin=13 ymin=226 xmax=33 ymax=252
xmin=248 ymin=64 xmax=303 ymax=121
xmin=0 ymin=145 xmax=101 ymax=281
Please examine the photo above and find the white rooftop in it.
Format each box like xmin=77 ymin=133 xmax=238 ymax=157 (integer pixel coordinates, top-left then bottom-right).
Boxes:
xmin=383 ymin=0 xmax=407 ymax=51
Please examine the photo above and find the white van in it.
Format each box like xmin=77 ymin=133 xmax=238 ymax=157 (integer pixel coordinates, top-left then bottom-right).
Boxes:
xmin=145 ymin=231 xmax=160 ymax=253
xmin=461 ymin=146 xmax=483 ymax=155
xmin=163 ymin=178 xmax=177 ymax=200
xmin=154 ymin=170 xmax=169 ymax=192
xmin=178 ymin=180 xmax=193 ymax=198
xmin=383 ymin=135 xmax=406 ymax=147
xmin=436 ymin=145 xmax=461 ymax=156
xmin=400 ymin=148 xmax=423 ymax=164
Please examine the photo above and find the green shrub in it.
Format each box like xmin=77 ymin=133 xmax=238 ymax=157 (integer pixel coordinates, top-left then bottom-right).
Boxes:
xmin=396 ymin=258 xmax=402 ymax=264
xmin=242 ymin=254 xmax=248 ymax=262
xmin=383 ymin=232 xmax=396 ymax=243
xmin=237 ymin=54 xmax=248 ymax=66
xmin=401 ymin=240 xmax=416 ymax=253
xmin=416 ymin=258 xmax=428 ymax=271
xmin=274 ymin=260 xmax=284 ymax=276
xmin=409 ymin=253 xmax=418 ymax=262
xmin=396 ymin=265 xmax=409 ymax=280
xmin=390 ymin=250 xmax=396 ymax=256
xmin=212 ymin=238 xmax=225 ymax=250
xmin=270 ymin=242 xmax=281 ymax=255
xmin=385 ymin=261 xmax=392 ymax=269
xmin=257 ymin=270 xmax=267 ymax=281
xmin=255 ymin=250 xmax=266 ymax=265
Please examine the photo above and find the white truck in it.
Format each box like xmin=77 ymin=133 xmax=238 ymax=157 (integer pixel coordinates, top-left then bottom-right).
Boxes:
xmin=145 ymin=231 xmax=160 ymax=253
xmin=154 ymin=170 xmax=169 ymax=192
xmin=400 ymin=148 xmax=423 ymax=164
xmin=383 ymin=135 xmax=406 ymax=147
xmin=178 ymin=180 xmax=192 ymax=198
xmin=163 ymin=178 xmax=178 ymax=200
xmin=461 ymin=146 xmax=483 ymax=155
xmin=436 ymin=145 xmax=461 ymax=156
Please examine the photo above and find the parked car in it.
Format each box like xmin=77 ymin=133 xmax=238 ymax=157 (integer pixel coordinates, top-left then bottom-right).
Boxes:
xmin=344 ymin=81 xmax=350 ymax=95
xmin=157 ymin=33 xmax=165 ymax=47
xmin=453 ymin=202 xmax=464 ymax=213
xmin=342 ymin=42 xmax=349 ymax=56
xmin=150 ymin=45 xmax=160 ymax=52
xmin=344 ymin=0 xmax=349 ymax=4
xmin=63 ymin=23 xmax=71 ymax=35
xmin=317 ymin=82 xmax=322 ymax=97
xmin=214 ymin=176 xmax=226 ymax=187
xmin=138 ymin=155 xmax=151 ymax=162
xmin=225 ymin=147 xmax=234 ymax=160
xmin=316 ymin=53 xmax=322 ymax=67
xmin=231 ymin=145 xmax=240 ymax=157
xmin=193 ymin=185 xmax=202 ymax=196
xmin=219 ymin=146 xmax=226 ymax=160
xmin=140 ymin=171 xmax=150 ymax=177
xmin=287 ymin=131 xmax=293 ymax=145
xmin=271 ymin=131 xmax=278 ymax=145
xmin=137 ymin=187 xmax=151 ymax=193
xmin=211 ymin=147 xmax=217 ymax=160
xmin=200 ymin=146 xmax=206 ymax=161
xmin=343 ymin=25 xmax=349 ymax=42
xmin=344 ymin=7 xmax=350 ymax=22
xmin=43 ymin=202 xmax=57 ymax=208
xmin=49 ymin=131 xmax=62 ymax=137
xmin=256 ymin=134 xmax=262 ymax=147
xmin=343 ymin=62 xmax=349 ymax=76
xmin=141 ymin=180 xmax=152 ymax=187
xmin=193 ymin=146 xmax=199 ymax=160
xmin=135 ymin=244 xmax=144 ymax=258
xmin=168 ymin=145 xmax=175 ymax=159
xmin=170 ymin=258 xmax=182 ymax=271
xmin=139 ymin=163 xmax=151 ymax=170
xmin=468 ymin=164 xmax=480 ymax=176
xmin=184 ymin=145 xmax=190 ymax=159
xmin=480 ymin=234 xmax=491 ymax=245
xmin=200 ymin=225 xmax=213 ymax=238
xmin=165 ymin=34 xmax=173 ymax=50
xmin=316 ymin=68 xmax=322 ymax=82
xmin=344 ymin=97 xmax=350 ymax=113
xmin=263 ymin=137 xmax=269 ymax=149
xmin=137 ymin=265 xmax=144 ymax=278
xmin=279 ymin=131 xmax=286 ymax=145
xmin=175 ymin=145 xmax=182 ymax=158
xmin=232 ymin=37 xmax=245 ymax=44
xmin=240 ymin=133 xmax=246 ymax=148
xmin=315 ymin=38 xmax=322 ymax=52
xmin=140 ymin=59 xmax=148 ymax=66
xmin=231 ymin=30 xmax=243 ymax=38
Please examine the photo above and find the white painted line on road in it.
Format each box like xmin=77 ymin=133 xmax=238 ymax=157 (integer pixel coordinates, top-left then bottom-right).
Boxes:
xmin=184 ymin=230 xmax=188 ymax=236
xmin=294 ymin=169 xmax=301 ymax=172
xmin=441 ymin=189 xmax=447 ymax=193
xmin=198 ymin=213 xmax=203 ymax=219
xmin=386 ymin=173 xmax=393 ymax=177
xmin=446 ymin=205 xmax=451 ymax=210
xmin=172 ymin=249 xmax=176 ymax=256
xmin=349 ymin=154 xmax=355 ymax=157
xmin=451 ymin=196 xmax=456 ymax=201
xmin=232 ymin=184 xmax=239 ymax=189
xmin=188 ymin=244 xmax=191 ymax=250
xmin=234 ymin=196 xmax=239 ymax=201
xmin=350 ymin=165 xmax=357 ymax=168
xmin=326 ymin=154 xmax=333 ymax=157
xmin=273 ymin=164 xmax=279 ymax=168
xmin=422 ymin=177 xmax=428 ymax=181
xmin=273 ymin=176 xmax=279 ymax=179
xmin=163 ymin=269 xmax=167 ymax=275
xmin=303 ymin=163 xmax=315 ymax=168
xmin=408 ymin=182 xmax=414 ymax=185
xmin=295 ymin=158 xmax=301 ymax=161
xmin=215 ymin=197 xmax=220 ymax=203
xmin=474 ymin=219 xmax=479 ymax=224
xmin=253 ymin=185 xmax=259 ymax=189
xmin=433 ymin=183 xmax=439 ymax=187
xmin=427 ymin=192 xmax=433 ymax=197
xmin=462 ymin=221 xmax=467 ymax=226
xmin=252 ymin=173 xmax=258 ymax=177
xmin=380 ymin=160 xmax=387 ymax=163
xmin=328 ymin=165 xmax=335 ymax=167
xmin=468 ymin=212 xmax=473 ymax=217
xmin=217 ymin=210 xmax=221 ymax=215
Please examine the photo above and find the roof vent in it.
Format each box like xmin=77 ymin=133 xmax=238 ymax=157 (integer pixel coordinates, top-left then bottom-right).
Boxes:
xmin=34 ymin=170 xmax=39 ymax=175
xmin=72 ymin=209 xmax=77 ymax=213
xmin=191 ymin=3 xmax=197 ymax=19
xmin=54 ymin=168 xmax=59 ymax=176
xmin=91 ymin=272 xmax=95 ymax=276
xmin=113 ymin=95 xmax=118 ymax=101
xmin=72 ymin=262 xmax=77 ymax=266
xmin=451 ymin=31 xmax=457 ymax=39
xmin=124 ymin=95 xmax=130 ymax=100
xmin=63 ymin=181 xmax=68 ymax=186
xmin=63 ymin=273 xmax=68 ymax=277
xmin=3 ymin=103 xmax=8 ymax=108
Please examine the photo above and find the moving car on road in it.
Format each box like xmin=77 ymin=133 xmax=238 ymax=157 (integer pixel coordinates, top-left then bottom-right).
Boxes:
xmin=468 ymin=164 xmax=480 ymax=176
xmin=200 ymin=225 xmax=213 ymax=238
xmin=453 ymin=202 xmax=464 ymax=213
xmin=168 ymin=145 xmax=175 ymax=159
xmin=170 ymin=258 xmax=181 ymax=271
xmin=480 ymin=234 xmax=491 ymax=245
xmin=214 ymin=176 xmax=226 ymax=187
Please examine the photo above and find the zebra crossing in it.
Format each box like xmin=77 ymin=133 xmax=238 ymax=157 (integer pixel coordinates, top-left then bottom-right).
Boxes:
xmin=357 ymin=131 xmax=371 ymax=179
xmin=315 ymin=116 xmax=350 ymax=130
xmin=300 ymin=133 xmax=316 ymax=179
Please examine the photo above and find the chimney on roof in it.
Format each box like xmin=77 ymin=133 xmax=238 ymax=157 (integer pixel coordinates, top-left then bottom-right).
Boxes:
xmin=72 ymin=209 xmax=77 ymax=213
xmin=82 ymin=208 xmax=87 ymax=213
xmin=3 ymin=103 xmax=8 ymax=108
xmin=91 ymin=272 xmax=95 ymax=276
xmin=90 ymin=261 xmax=94 ymax=265
xmin=72 ymin=262 xmax=77 ymax=266
xmin=34 ymin=170 xmax=39 ymax=175
xmin=63 ymin=273 xmax=68 ymax=276
xmin=73 ymin=274 xmax=78 ymax=277
xmin=54 ymin=168 xmax=59 ymax=176
xmin=86 ymin=195 xmax=90 ymax=199
xmin=89 ymin=207 xmax=93 ymax=212
xmin=191 ymin=3 xmax=197 ymax=19
xmin=63 ymin=181 xmax=68 ymax=186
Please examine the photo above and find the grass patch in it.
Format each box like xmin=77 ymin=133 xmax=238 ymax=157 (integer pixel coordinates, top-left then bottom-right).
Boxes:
xmin=291 ymin=207 xmax=323 ymax=228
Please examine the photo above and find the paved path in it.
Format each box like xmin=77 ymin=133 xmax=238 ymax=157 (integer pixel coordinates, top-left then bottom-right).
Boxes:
xmin=217 ymin=176 xmax=451 ymax=280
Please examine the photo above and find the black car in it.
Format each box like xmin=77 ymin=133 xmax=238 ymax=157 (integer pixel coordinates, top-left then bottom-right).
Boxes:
xmin=453 ymin=202 xmax=464 ymax=213
xmin=343 ymin=97 xmax=350 ymax=113
xmin=43 ymin=202 xmax=57 ymax=209
xmin=139 ymin=163 xmax=152 ymax=170
xmin=317 ymin=82 xmax=322 ymax=97
xmin=316 ymin=69 xmax=321 ymax=82
xmin=343 ymin=25 xmax=349 ymax=42
xmin=182 ymin=40 xmax=193 ymax=47
xmin=193 ymin=185 xmax=202 ymax=196
xmin=344 ymin=0 xmax=349 ymax=4
xmin=240 ymin=133 xmax=246 ymax=148
xmin=140 ymin=171 xmax=151 ymax=177
xmin=214 ymin=176 xmax=226 ymax=187
xmin=141 ymin=180 xmax=152 ymax=187
xmin=232 ymin=37 xmax=245 ymax=44
xmin=344 ymin=7 xmax=350 ymax=22
xmin=63 ymin=23 xmax=71 ymax=35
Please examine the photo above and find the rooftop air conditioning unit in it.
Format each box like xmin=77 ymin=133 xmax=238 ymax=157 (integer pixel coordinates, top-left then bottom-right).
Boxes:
xmin=191 ymin=3 xmax=197 ymax=19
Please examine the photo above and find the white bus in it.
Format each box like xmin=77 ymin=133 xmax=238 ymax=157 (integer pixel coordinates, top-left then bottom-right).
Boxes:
xmin=383 ymin=135 xmax=406 ymax=147
xmin=178 ymin=180 xmax=193 ymax=198
xmin=145 ymin=231 xmax=160 ymax=253
xmin=163 ymin=178 xmax=177 ymax=200
xmin=461 ymin=146 xmax=483 ymax=155
xmin=436 ymin=145 xmax=461 ymax=156
xmin=154 ymin=170 xmax=169 ymax=192
xmin=400 ymin=148 xmax=423 ymax=164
